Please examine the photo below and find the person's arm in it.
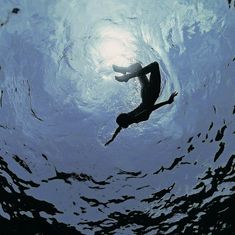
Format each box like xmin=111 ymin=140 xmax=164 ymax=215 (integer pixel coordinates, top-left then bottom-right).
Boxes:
xmin=151 ymin=91 xmax=178 ymax=112
xmin=105 ymin=126 xmax=122 ymax=146
xmin=135 ymin=92 xmax=178 ymax=117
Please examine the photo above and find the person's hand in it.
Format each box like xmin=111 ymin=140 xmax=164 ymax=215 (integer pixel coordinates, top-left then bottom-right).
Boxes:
xmin=168 ymin=91 xmax=178 ymax=104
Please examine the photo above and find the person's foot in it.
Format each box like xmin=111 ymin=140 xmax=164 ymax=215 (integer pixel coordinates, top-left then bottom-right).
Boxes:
xmin=112 ymin=65 xmax=127 ymax=74
xmin=115 ymin=74 xmax=130 ymax=82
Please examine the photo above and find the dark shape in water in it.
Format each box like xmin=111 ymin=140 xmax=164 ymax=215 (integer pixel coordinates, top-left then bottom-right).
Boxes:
xmin=166 ymin=156 xmax=185 ymax=170
xmin=214 ymin=142 xmax=225 ymax=162
xmin=187 ymin=136 xmax=193 ymax=143
xmin=213 ymin=105 xmax=216 ymax=114
xmin=153 ymin=156 xmax=185 ymax=174
xmin=0 ymin=155 xmax=81 ymax=234
xmin=153 ymin=165 xmax=165 ymax=175
xmin=42 ymin=153 xmax=48 ymax=160
xmin=47 ymin=168 xmax=111 ymax=186
xmin=215 ymin=125 xmax=227 ymax=141
xmin=0 ymin=90 xmax=3 ymax=108
xmin=141 ymin=183 xmax=175 ymax=203
xmin=12 ymin=8 xmax=20 ymax=14
xmin=12 ymin=155 xmax=32 ymax=174
xmin=208 ymin=122 xmax=213 ymax=131
xmin=187 ymin=144 xmax=194 ymax=153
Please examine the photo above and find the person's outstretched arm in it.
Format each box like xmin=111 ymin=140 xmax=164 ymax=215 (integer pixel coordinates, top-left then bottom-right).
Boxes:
xmin=105 ymin=126 xmax=122 ymax=146
xmin=151 ymin=92 xmax=178 ymax=112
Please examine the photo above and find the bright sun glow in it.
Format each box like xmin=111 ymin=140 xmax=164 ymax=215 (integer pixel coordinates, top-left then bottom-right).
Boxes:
xmin=92 ymin=26 xmax=136 ymax=80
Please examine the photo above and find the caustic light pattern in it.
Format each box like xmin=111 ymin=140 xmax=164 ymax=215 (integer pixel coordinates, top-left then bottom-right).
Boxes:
xmin=0 ymin=0 xmax=235 ymax=234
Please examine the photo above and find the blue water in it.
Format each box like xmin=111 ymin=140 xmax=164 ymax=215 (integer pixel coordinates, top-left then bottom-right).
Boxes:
xmin=0 ymin=0 xmax=235 ymax=234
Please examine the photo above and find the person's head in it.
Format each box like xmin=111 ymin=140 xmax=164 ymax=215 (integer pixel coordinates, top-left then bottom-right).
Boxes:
xmin=116 ymin=113 xmax=131 ymax=128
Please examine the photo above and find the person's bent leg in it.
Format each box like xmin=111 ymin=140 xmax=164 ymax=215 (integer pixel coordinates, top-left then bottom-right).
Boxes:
xmin=115 ymin=61 xmax=159 ymax=82
xmin=131 ymin=61 xmax=160 ymax=78
xmin=113 ymin=63 xmax=142 ymax=74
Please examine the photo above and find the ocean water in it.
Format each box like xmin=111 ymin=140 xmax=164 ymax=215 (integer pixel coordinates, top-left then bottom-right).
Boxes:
xmin=0 ymin=0 xmax=235 ymax=234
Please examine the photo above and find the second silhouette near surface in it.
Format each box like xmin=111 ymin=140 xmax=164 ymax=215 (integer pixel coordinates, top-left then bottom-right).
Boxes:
xmin=105 ymin=61 xmax=178 ymax=146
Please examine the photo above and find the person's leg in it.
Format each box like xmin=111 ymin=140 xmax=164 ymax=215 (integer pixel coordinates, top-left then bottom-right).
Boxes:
xmin=149 ymin=62 xmax=161 ymax=101
xmin=113 ymin=63 xmax=142 ymax=74
xmin=114 ymin=63 xmax=149 ymax=87
xmin=115 ymin=61 xmax=159 ymax=83
xmin=116 ymin=61 xmax=161 ymax=104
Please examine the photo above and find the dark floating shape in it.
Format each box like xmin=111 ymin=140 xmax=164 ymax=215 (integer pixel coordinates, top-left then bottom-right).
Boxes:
xmin=117 ymin=169 xmax=142 ymax=176
xmin=47 ymin=168 xmax=110 ymax=186
xmin=12 ymin=155 xmax=32 ymax=174
xmin=141 ymin=183 xmax=175 ymax=203
xmin=208 ymin=122 xmax=213 ymax=131
xmin=153 ymin=156 xmax=185 ymax=174
xmin=0 ymin=90 xmax=3 ymax=108
xmin=12 ymin=8 xmax=20 ymax=14
xmin=117 ymin=169 xmax=147 ymax=179
xmin=136 ymin=185 xmax=150 ymax=190
xmin=214 ymin=142 xmax=225 ymax=162
xmin=215 ymin=125 xmax=227 ymax=141
xmin=187 ymin=144 xmax=194 ymax=153
xmin=153 ymin=166 xmax=165 ymax=175
xmin=187 ymin=136 xmax=193 ymax=143
xmin=42 ymin=153 xmax=48 ymax=160
xmin=166 ymin=156 xmax=185 ymax=170
xmin=213 ymin=105 xmax=216 ymax=114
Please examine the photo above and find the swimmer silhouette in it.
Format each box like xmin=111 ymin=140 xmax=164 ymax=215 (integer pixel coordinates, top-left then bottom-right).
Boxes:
xmin=105 ymin=61 xmax=178 ymax=146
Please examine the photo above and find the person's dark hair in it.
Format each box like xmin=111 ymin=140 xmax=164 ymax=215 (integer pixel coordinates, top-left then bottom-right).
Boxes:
xmin=116 ymin=113 xmax=130 ymax=128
